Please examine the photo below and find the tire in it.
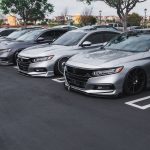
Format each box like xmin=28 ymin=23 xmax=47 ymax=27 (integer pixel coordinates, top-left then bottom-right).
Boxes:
xmin=13 ymin=51 xmax=20 ymax=65
xmin=54 ymin=57 xmax=69 ymax=76
xmin=123 ymin=68 xmax=146 ymax=95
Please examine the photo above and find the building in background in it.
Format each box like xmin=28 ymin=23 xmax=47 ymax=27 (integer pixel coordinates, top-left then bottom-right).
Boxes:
xmin=6 ymin=15 xmax=17 ymax=26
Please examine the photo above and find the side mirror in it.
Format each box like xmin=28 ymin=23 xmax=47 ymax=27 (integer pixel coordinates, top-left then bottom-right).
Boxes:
xmin=36 ymin=37 xmax=45 ymax=42
xmin=81 ymin=41 xmax=92 ymax=47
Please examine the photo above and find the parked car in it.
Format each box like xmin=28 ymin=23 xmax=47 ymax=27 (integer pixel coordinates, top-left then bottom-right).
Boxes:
xmin=108 ymin=23 xmax=124 ymax=31
xmin=135 ymin=28 xmax=150 ymax=34
xmin=64 ymin=31 xmax=150 ymax=96
xmin=0 ymin=28 xmax=17 ymax=37
xmin=17 ymin=28 xmax=120 ymax=77
xmin=0 ymin=28 xmax=68 ymax=65
xmin=127 ymin=26 xmax=142 ymax=31
xmin=0 ymin=28 xmax=38 ymax=43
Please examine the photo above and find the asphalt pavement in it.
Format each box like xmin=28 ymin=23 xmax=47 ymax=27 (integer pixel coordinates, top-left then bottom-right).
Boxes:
xmin=0 ymin=66 xmax=150 ymax=150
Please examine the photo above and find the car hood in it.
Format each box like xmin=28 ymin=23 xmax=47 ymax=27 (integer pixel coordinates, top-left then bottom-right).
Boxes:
xmin=19 ymin=44 xmax=74 ymax=58
xmin=0 ymin=40 xmax=30 ymax=50
xmin=67 ymin=49 xmax=145 ymax=69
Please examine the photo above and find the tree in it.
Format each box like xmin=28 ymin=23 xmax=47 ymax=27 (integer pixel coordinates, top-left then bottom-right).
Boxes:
xmin=127 ymin=12 xmax=142 ymax=26
xmin=80 ymin=0 xmax=146 ymax=31
xmin=60 ymin=7 xmax=69 ymax=24
xmin=79 ymin=15 xmax=97 ymax=26
xmin=78 ymin=7 xmax=96 ymax=26
xmin=0 ymin=0 xmax=54 ymax=25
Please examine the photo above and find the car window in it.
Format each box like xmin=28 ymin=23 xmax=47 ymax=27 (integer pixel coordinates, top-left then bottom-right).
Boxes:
xmin=39 ymin=31 xmax=55 ymax=41
xmin=84 ymin=32 xmax=104 ymax=44
xmin=17 ymin=30 xmax=42 ymax=42
xmin=103 ymin=32 xmax=119 ymax=42
xmin=0 ymin=29 xmax=16 ymax=36
xmin=106 ymin=33 xmax=150 ymax=52
xmin=54 ymin=30 xmax=67 ymax=39
xmin=53 ymin=31 xmax=87 ymax=46
xmin=7 ymin=30 xmax=29 ymax=40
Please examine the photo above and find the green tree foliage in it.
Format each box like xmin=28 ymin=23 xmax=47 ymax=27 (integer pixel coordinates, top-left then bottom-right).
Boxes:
xmin=0 ymin=0 xmax=54 ymax=25
xmin=127 ymin=13 xmax=142 ymax=26
xmin=79 ymin=15 xmax=97 ymax=26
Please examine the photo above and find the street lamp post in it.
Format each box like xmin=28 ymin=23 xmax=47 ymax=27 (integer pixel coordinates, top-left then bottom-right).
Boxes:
xmin=99 ymin=10 xmax=102 ymax=25
xmin=144 ymin=8 xmax=147 ymax=28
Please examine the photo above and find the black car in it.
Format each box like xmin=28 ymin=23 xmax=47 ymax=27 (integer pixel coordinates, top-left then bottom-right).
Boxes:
xmin=0 ymin=28 xmax=68 ymax=65
xmin=0 ymin=28 xmax=17 ymax=37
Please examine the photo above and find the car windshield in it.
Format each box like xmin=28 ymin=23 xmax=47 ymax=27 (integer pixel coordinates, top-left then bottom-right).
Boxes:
xmin=16 ymin=30 xmax=42 ymax=42
xmin=53 ymin=31 xmax=87 ymax=46
xmin=7 ymin=30 xmax=29 ymax=40
xmin=105 ymin=33 xmax=150 ymax=52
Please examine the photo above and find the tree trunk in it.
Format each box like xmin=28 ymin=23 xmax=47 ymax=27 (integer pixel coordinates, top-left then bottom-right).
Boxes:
xmin=122 ymin=14 xmax=128 ymax=32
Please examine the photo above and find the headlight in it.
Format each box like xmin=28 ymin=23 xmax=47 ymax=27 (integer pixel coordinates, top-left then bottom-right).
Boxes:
xmin=92 ymin=66 xmax=124 ymax=77
xmin=32 ymin=55 xmax=54 ymax=63
xmin=0 ymin=49 xmax=11 ymax=53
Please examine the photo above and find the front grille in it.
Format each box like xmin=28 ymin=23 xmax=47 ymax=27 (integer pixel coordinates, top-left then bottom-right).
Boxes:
xmin=18 ymin=57 xmax=31 ymax=72
xmin=65 ymin=66 xmax=93 ymax=88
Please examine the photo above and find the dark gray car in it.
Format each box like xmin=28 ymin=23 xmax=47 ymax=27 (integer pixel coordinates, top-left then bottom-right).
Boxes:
xmin=0 ymin=28 xmax=68 ymax=65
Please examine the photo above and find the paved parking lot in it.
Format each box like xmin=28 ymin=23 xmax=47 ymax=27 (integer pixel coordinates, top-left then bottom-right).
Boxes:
xmin=0 ymin=66 xmax=150 ymax=150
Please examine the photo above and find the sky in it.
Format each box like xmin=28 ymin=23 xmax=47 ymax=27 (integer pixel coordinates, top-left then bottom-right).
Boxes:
xmin=49 ymin=0 xmax=150 ymax=18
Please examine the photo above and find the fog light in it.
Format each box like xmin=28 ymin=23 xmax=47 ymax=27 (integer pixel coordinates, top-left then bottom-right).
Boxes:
xmin=94 ymin=85 xmax=115 ymax=90
xmin=34 ymin=68 xmax=47 ymax=72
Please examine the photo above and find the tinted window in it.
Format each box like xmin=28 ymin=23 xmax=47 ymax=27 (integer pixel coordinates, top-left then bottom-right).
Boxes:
xmin=53 ymin=31 xmax=87 ymax=46
xmin=0 ymin=29 xmax=16 ymax=36
xmin=103 ymin=32 xmax=119 ymax=42
xmin=7 ymin=30 xmax=30 ymax=40
xmin=17 ymin=30 xmax=42 ymax=42
xmin=54 ymin=30 xmax=67 ymax=39
xmin=40 ymin=31 xmax=55 ymax=41
xmin=84 ymin=32 xmax=104 ymax=44
xmin=106 ymin=33 xmax=150 ymax=52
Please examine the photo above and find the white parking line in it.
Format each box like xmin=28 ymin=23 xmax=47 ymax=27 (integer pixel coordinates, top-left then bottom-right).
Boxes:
xmin=125 ymin=96 xmax=150 ymax=110
xmin=52 ymin=77 xmax=65 ymax=83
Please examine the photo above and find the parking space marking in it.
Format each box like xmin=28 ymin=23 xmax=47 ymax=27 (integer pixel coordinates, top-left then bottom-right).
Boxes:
xmin=125 ymin=96 xmax=150 ymax=110
xmin=52 ymin=77 xmax=65 ymax=83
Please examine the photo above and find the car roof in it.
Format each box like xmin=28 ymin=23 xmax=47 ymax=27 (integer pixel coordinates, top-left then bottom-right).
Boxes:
xmin=135 ymin=28 xmax=150 ymax=31
xmin=22 ymin=28 xmax=69 ymax=35
xmin=37 ymin=28 xmax=69 ymax=32
xmin=0 ymin=28 xmax=17 ymax=31
xmin=71 ymin=27 xmax=121 ymax=34
xmin=52 ymin=25 xmax=78 ymax=28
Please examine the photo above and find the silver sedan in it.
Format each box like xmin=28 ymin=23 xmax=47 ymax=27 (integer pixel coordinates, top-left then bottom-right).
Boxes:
xmin=64 ymin=32 xmax=150 ymax=96
xmin=17 ymin=28 xmax=120 ymax=77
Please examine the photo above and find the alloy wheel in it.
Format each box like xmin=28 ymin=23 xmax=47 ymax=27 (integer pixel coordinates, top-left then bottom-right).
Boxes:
xmin=124 ymin=69 xmax=146 ymax=95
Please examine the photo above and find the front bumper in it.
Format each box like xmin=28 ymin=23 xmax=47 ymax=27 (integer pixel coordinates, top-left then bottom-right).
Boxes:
xmin=0 ymin=52 xmax=13 ymax=65
xmin=64 ymin=72 xmax=125 ymax=96
xmin=17 ymin=58 xmax=55 ymax=77
xmin=0 ymin=57 xmax=13 ymax=65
